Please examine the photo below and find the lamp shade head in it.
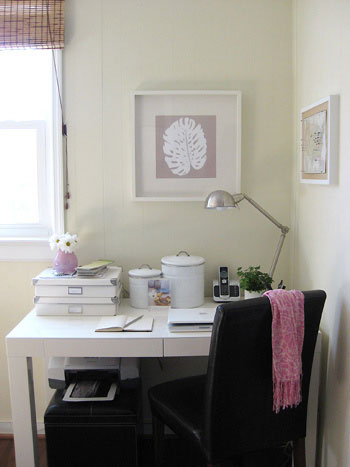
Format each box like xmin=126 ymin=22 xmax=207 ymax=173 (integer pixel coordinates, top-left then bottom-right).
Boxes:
xmin=204 ymin=190 xmax=237 ymax=210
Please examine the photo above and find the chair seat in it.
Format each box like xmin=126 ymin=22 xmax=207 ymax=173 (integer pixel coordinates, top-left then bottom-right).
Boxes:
xmin=149 ymin=374 xmax=206 ymax=452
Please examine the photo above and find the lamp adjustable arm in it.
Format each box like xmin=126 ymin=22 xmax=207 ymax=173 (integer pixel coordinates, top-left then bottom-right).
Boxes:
xmin=233 ymin=193 xmax=290 ymax=278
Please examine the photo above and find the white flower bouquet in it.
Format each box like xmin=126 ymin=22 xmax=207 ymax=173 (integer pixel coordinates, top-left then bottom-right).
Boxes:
xmin=49 ymin=232 xmax=79 ymax=254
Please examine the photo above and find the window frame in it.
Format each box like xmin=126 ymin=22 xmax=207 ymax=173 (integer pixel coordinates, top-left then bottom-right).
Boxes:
xmin=0 ymin=50 xmax=64 ymax=261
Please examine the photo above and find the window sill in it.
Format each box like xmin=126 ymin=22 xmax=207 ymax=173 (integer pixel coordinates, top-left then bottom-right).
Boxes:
xmin=0 ymin=238 xmax=52 ymax=262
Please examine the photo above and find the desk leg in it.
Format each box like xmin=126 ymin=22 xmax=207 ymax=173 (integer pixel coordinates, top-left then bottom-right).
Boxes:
xmin=7 ymin=356 xmax=39 ymax=467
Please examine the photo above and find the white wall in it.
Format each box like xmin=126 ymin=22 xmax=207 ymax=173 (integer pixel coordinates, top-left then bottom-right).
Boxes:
xmin=293 ymin=1 xmax=350 ymax=465
xmin=0 ymin=0 xmax=293 ymax=426
xmin=63 ymin=0 xmax=292 ymax=293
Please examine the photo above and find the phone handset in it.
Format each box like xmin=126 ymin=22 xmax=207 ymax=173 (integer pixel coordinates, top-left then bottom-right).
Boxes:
xmin=218 ymin=266 xmax=230 ymax=298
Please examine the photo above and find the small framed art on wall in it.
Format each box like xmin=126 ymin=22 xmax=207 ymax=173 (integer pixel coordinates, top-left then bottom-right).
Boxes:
xmin=300 ymin=95 xmax=339 ymax=184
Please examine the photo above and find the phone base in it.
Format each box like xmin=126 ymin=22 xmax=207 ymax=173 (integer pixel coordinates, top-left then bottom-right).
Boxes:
xmin=213 ymin=280 xmax=241 ymax=302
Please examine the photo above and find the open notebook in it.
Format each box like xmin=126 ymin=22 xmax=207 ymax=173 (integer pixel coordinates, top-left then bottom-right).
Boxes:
xmin=95 ymin=315 xmax=153 ymax=332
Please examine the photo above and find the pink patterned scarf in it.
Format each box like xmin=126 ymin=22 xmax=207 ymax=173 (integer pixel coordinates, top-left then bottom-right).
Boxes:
xmin=263 ymin=289 xmax=304 ymax=414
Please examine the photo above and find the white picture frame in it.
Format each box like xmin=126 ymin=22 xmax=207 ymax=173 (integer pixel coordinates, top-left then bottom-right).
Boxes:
xmin=132 ymin=90 xmax=241 ymax=201
xmin=300 ymin=95 xmax=339 ymax=184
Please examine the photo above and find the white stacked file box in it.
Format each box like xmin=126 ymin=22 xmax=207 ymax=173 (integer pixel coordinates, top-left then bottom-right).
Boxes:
xmin=33 ymin=267 xmax=122 ymax=316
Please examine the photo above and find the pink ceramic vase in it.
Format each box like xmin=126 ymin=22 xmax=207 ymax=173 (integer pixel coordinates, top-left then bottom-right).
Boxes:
xmin=53 ymin=249 xmax=78 ymax=274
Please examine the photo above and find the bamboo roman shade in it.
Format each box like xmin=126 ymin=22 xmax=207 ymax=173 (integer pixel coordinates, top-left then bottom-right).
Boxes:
xmin=0 ymin=0 xmax=64 ymax=49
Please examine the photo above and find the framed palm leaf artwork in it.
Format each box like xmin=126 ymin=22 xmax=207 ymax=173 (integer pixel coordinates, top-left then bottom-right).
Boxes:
xmin=132 ymin=90 xmax=241 ymax=201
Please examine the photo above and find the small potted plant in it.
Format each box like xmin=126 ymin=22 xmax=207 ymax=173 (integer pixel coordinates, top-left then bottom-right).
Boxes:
xmin=49 ymin=232 xmax=79 ymax=274
xmin=237 ymin=265 xmax=273 ymax=299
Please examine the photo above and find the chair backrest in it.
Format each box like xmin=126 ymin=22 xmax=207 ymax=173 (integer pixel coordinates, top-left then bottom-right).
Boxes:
xmin=203 ymin=290 xmax=326 ymax=463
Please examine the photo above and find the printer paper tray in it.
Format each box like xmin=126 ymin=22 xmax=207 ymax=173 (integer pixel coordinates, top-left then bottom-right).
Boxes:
xmin=63 ymin=381 xmax=118 ymax=402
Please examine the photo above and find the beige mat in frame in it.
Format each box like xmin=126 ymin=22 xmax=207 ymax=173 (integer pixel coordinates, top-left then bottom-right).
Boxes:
xmin=300 ymin=95 xmax=339 ymax=184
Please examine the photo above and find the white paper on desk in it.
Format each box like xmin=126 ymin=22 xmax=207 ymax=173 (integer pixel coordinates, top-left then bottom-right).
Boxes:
xmin=37 ymin=268 xmax=77 ymax=279
xmin=95 ymin=315 xmax=153 ymax=332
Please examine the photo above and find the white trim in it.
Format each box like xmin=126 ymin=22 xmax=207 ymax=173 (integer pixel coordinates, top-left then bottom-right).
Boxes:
xmin=0 ymin=239 xmax=52 ymax=261
xmin=0 ymin=421 xmax=45 ymax=435
xmin=0 ymin=224 xmax=50 ymax=238
xmin=51 ymin=50 xmax=65 ymax=235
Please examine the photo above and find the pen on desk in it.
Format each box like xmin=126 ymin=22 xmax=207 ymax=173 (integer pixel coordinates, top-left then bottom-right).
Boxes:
xmin=123 ymin=314 xmax=144 ymax=329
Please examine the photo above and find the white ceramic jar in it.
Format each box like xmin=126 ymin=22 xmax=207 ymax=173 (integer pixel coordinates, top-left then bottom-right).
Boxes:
xmin=128 ymin=265 xmax=162 ymax=309
xmin=161 ymin=251 xmax=205 ymax=308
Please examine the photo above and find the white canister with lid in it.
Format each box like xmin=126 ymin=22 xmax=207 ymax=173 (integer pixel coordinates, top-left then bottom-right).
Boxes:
xmin=128 ymin=264 xmax=162 ymax=309
xmin=161 ymin=251 xmax=205 ymax=308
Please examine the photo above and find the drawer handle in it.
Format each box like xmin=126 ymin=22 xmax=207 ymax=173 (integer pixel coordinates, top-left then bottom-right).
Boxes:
xmin=68 ymin=287 xmax=83 ymax=295
xmin=68 ymin=306 xmax=83 ymax=314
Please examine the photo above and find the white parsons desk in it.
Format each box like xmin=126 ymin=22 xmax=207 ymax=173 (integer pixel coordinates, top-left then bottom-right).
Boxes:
xmin=6 ymin=300 xmax=215 ymax=467
xmin=6 ymin=299 xmax=321 ymax=467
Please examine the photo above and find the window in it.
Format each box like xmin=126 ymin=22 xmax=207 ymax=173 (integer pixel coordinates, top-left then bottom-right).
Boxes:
xmin=0 ymin=49 xmax=63 ymax=260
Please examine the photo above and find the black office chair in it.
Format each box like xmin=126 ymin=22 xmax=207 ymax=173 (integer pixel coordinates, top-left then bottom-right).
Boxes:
xmin=148 ymin=290 xmax=326 ymax=467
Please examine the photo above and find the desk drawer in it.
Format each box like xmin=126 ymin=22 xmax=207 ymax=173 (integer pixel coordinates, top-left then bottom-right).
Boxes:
xmin=164 ymin=336 xmax=210 ymax=357
xmin=44 ymin=338 xmax=164 ymax=358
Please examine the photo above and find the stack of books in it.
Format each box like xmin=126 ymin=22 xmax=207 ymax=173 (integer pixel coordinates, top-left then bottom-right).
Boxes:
xmin=76 ymin=260 xmax=114 ymax=277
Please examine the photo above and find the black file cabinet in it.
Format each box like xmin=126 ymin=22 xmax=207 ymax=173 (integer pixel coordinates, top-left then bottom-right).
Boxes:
xmin=44 ymin=380 xmax=142 ymax=467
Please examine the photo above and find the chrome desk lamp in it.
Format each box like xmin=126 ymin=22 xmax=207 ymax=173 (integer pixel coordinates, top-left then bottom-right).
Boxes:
xmin=204 ymin=190 xmax=290 ymax=278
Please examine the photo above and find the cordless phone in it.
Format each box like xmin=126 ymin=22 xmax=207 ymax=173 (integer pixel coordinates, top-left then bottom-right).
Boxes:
xmin=218 ymin=266 xmax=230 ymax=298
xmin=213 ymin=266 xmax=240 ymax=302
